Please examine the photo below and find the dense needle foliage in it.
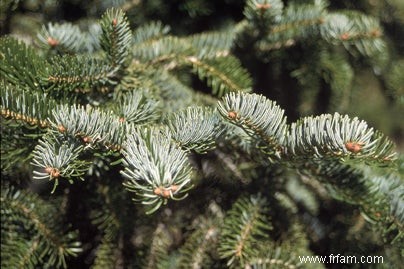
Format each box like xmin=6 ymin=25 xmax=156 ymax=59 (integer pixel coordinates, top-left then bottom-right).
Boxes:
xmin=1 ymin=0 xmax=403 ymax=268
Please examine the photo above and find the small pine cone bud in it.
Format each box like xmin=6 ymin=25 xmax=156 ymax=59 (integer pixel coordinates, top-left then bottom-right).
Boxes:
xmin=370 ymin=29 xmax=381 ymax=37
xmin=345 ymin=141 xmax=363 ymax=153
xmin=58 ymin=125 xmax=66 ymax=133
xmin=112 ymin=18 xmax=118 ymax=26
xmin=51 ymin=169 xmax=60 ymax=178
xmin=256 ymin=3 xmax=271 ymax=10
xmin=45 ymin=167 xmax=53 ymax=174
xmin=83 ymin=136 xmax=92 ymax=143
xmin=162 ymin=189 xmax=171 ymax=198
xmin=119 ymin=117 xmax=125 ymax=123
xmin=228 ymin=111 xmax=238 ymax=120
xmin=47 ymin=37 xmax=59 ymax=47
xmin=45 ymin=167 xmax=60 ymax=178
xmin=340 ymin=33 xmax=350 ymax=41
xmin=154 ymin=187 xmax=162 ymax=196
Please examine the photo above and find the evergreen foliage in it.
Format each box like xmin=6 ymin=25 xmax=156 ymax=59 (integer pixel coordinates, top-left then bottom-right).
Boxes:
xmin=1 ymin=1 xmax=403 ymax=268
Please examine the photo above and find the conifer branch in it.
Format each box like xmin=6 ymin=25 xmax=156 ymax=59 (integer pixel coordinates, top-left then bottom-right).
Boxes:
xmin=49 ymin=104 xmax=126 ymax=150
xmin=187 ymin=29 xmax=236 ymax=59
xmin=219 ymin=195 xmax=272 ymax=267
xmin=0 ymin=37 xmax=49 ymax=91
xmin=1 ymin=82 xmax=55 ymax=128
xmin=133 ymin=36 xmax=193 ymax=64
xmin=321 ymin=12 xmax=385 ymax=57
xmin=90 ymin=192 xmax=121 ymax=269
xmin=218 ymin=93 xmax=287 ymax=159
xmin=31 ymin=135 xmax=89 ymax=191
xmin=178 ymin=218 xmax=220 ymax=269
xmin=385 ymin=60 xmax=404 ymax=105
xmin=1 ymin=186 xmax=82 ymax=269
xmin=186 ymin=56 xmax=252 ymax=96
xmin=121 ymin=128 xmax=193 ymax=214
xmin=43 ymin=56 xmax=116 ymax=91
xmin=244 ymin=0 xmax=284 ymax=30
xmin=309 ymin=161 xmax=403 ymax=244
xmin=121 ymin=66 xmax=195 ymax=113
xmin=100 ymin=8 xmax=132 ymax=69
xmin=37 ymin=22 xmax=87 ymax=53
xmin=143 ymin=223 xmax=171 ymax=269
xmin=270 ymin=0 xmax=326 ymax=38
xmin=112 ymin=89 xmax=160 ymax=125
xmin=132 ymin=21 xmax=170 ymax=45
xmin=167 ymin=107 xmax=222 ymax=153
xmin=287 ymin=113 xmax=396 ymax=162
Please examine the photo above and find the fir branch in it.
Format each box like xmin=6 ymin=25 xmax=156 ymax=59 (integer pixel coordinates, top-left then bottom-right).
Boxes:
xmin=144 ymin=68 xmax=194 ymax=108
xmin=121 ymin=128 xmax=193 ymax=214
xmin=121 ymin=65 xmax=194 ymax=112
xmin=317 ymin=49 xmax=353 ymax=110
xmin=244 ymin=0 xmax=284 ymax=30
xmin=178 ymin=218 xmax=220 ymax=269
xmin=90 ymin=185 xmax=122 ymax=269
xmin=385 ymin=59 xmax=404 ymax=105
xmin=1 ymin=82 xmax=56 ymax=128
xmin=43 ymin=55 xmax=116 ymax=91
xmin=1 ymin=185 xmax=82 ymax=269
xmin=37 ymin=22 xmax=87 ymax=53
xmin=244 ymin=210 xmax=324 ymax=269
xmin=186 ymin=55 xmax=252 ymax=96
xmin=112 ymin=88 xmax=160 ymax=125
xmin=49 ymin=104 xmax=126 ymax=150
xmin=100 ymin=8 xmax=132 ymax=69
xmin=219 ymin=195 xmax=272 ymax=267
xmin=320 ymin=12 xmax=386 ymax=57
xmin=187 ymin=29 xmax=236 ymax=59
xmin=31 ymin=135 xmax=89 ymax=192
xmin=143 ymin=223 xmax=171 ymax=269
xmin=0 ymin=120 xmax=44 ymax=171
xmin=269 ymin=0 xmax=327 ymax=40
xmin=0 ymin=37 xmax=49 ymax=90
xmin=217 ymin=92 xmax=287 ymax=159
xmin=91 ymin=236 xmax=120 ymax=269
xmin=287 ymin=113 xmax=396 ymax=162
xmin=312 ymin=161 xmax=403 ymax=244
xmin=133 ymin=21 xmax=170 ymax=45
xmin=167 ymin=107 xmax=222 ymax=153
xmin=1 ymin=230 xmax=42 ymax=269
xmin=133 ymin=36 xmax=193 ymax=64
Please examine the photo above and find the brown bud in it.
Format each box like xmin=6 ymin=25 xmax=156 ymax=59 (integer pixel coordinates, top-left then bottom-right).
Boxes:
xmin=228 ymin=111 xmax=238 ymax=120
xmin=345 ymin=141 xmax=363 ymax=153
xmin=119 ymin=117 xmax=125 ymax=123
xmin=45 ymin=167 xmax=60 ymax=178
xmin=47 ymin=37 xmax=59 ymax=47
xmin=112 ymin=18 xmax=118 ymax=26
xmin=51 ymin=169 xmax=60 ymax=178
xmin=162 ymin=189 xmax=171 ymax=198
xmin=340 ymin=33 xmax=350 ymax=41
xmin=83 ymin=136 xmax=92 ymax=143
xmin=153 ymin=187 xmax=162 ymax=196
xmin=370 ymin=29 xmax=381 ymax=37
xmin=58 ymin=125 xmax=66 ymax=133
xmin=45 ymin=167 xmax=53 ymax=174
xmin=256 ymin=3 xmax=271 ymax=10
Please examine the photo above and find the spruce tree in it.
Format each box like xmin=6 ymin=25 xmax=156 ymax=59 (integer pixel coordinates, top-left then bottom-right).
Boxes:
xmin=1 ymin=0 xmax=403 ymax=268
